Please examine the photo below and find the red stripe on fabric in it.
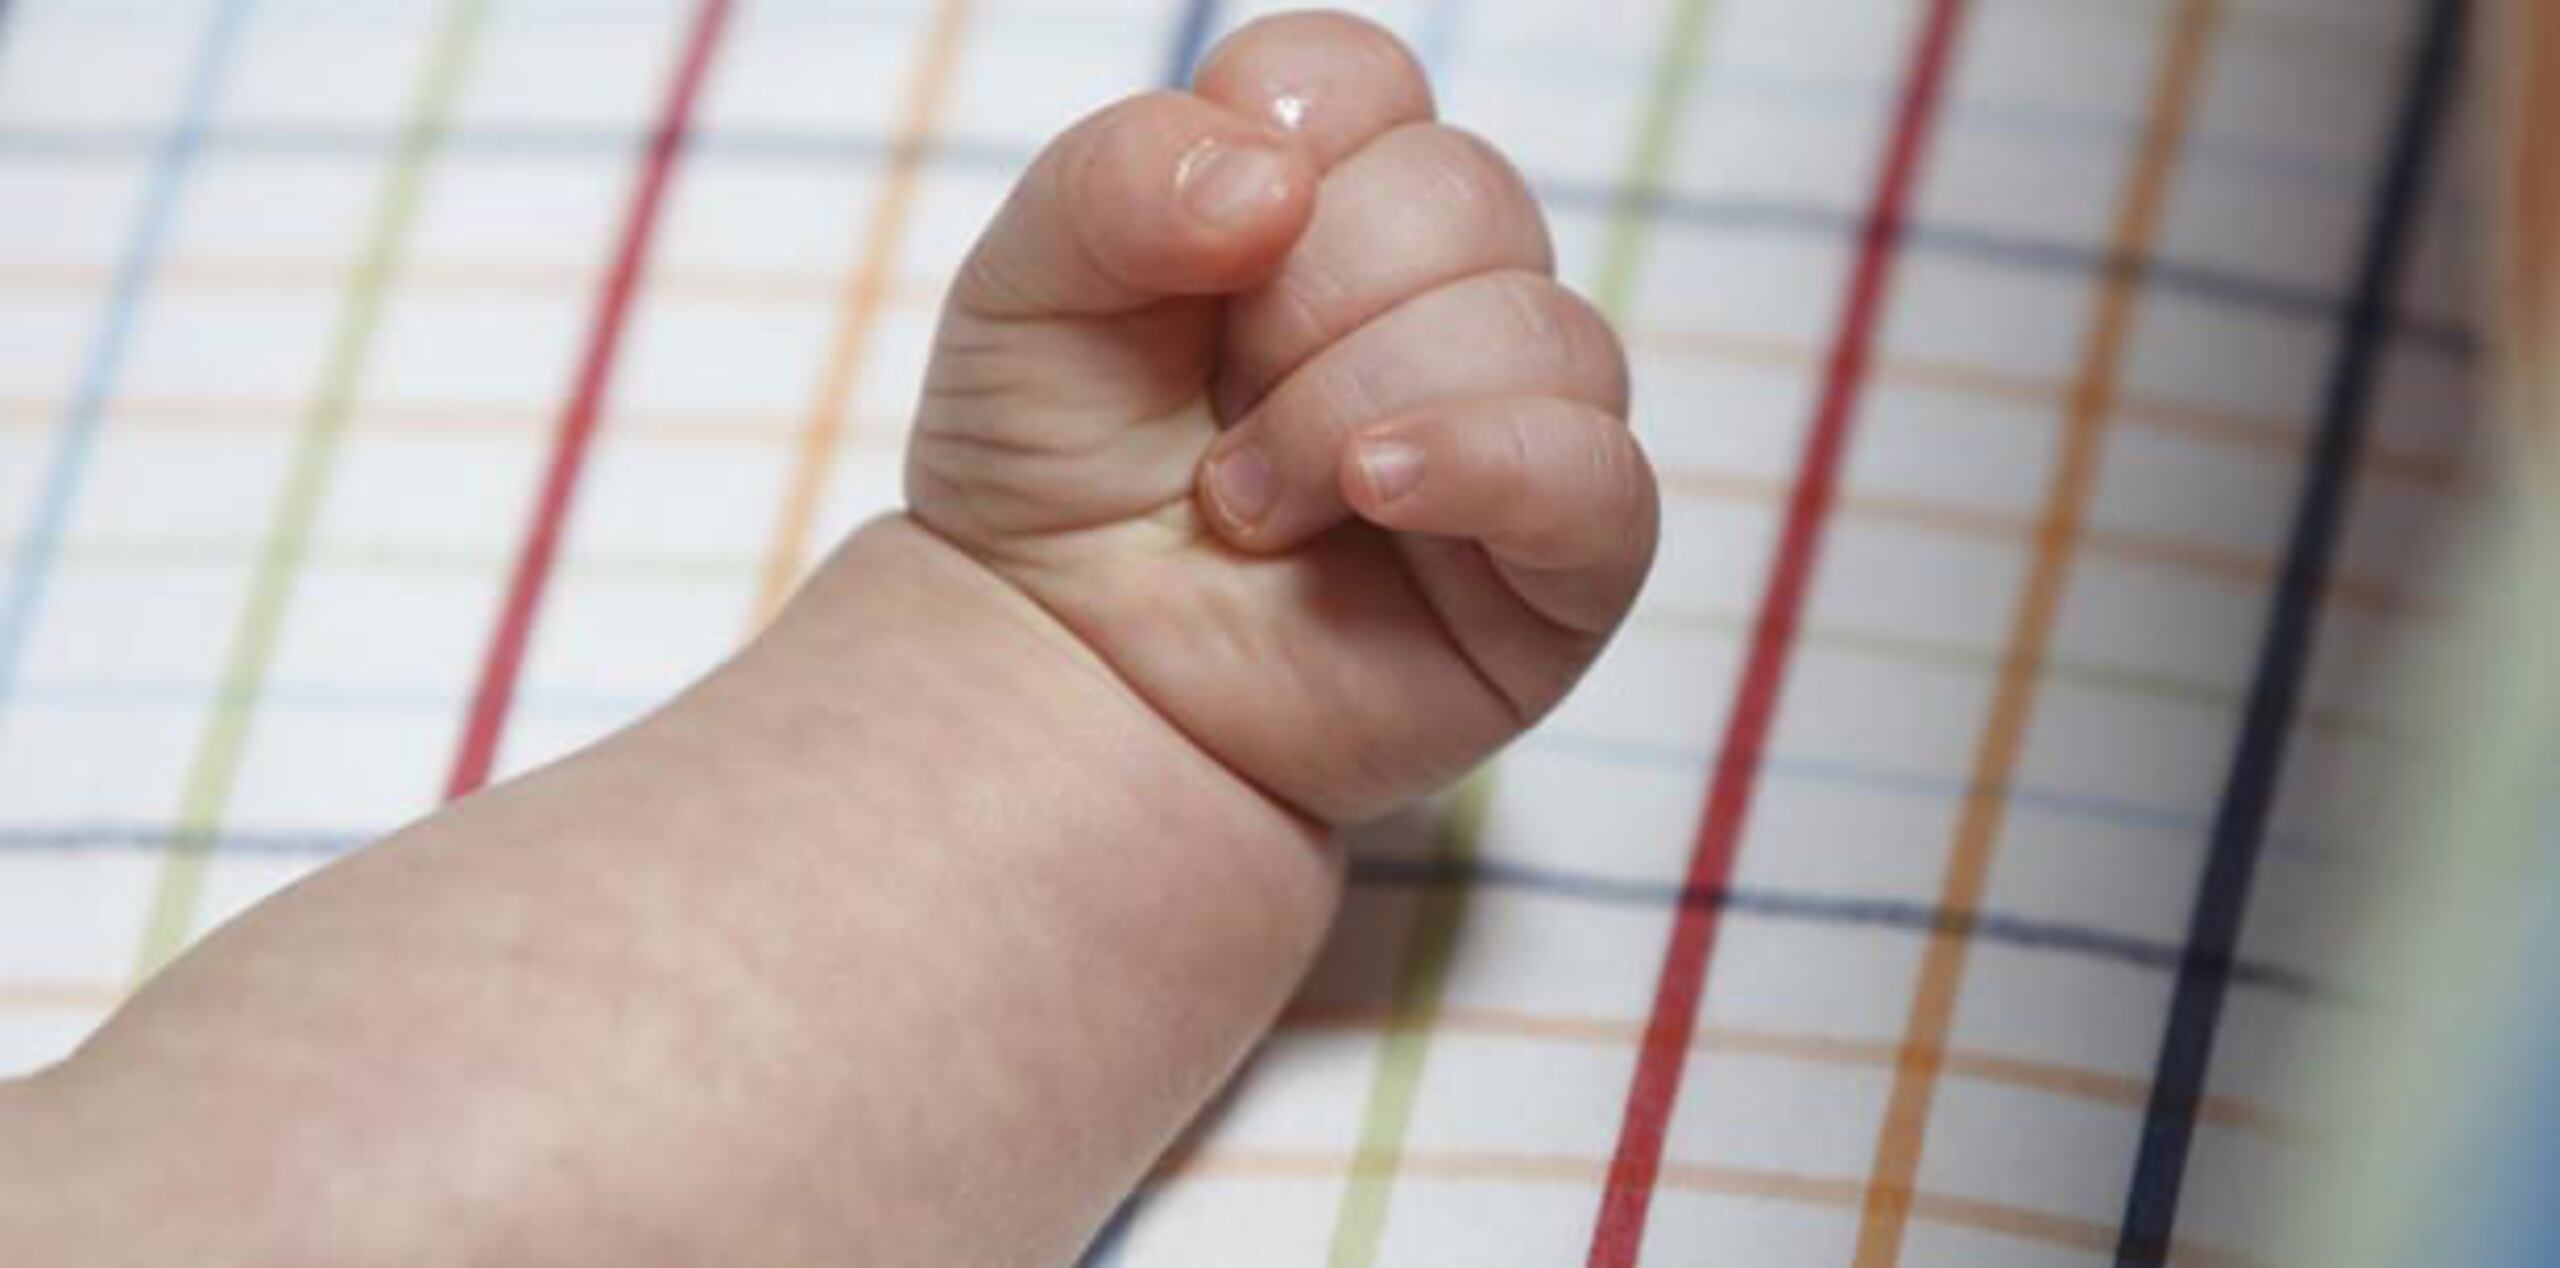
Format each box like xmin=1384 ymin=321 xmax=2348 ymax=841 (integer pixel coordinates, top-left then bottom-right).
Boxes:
xmin=1584 ymin=2 xmax=1971 ymax=1261
xmin=443 ymin=0 xmax=737 ymax=799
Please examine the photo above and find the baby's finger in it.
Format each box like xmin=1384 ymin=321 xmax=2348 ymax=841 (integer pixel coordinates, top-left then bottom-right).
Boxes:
xmin=919 ymin=92 xmax=1317 ymax=538
xmin=1191 ymin=11 xmax=1437 ymax=166
xmin=1198 ymin=270 xmax=1627 ymax=552
xmin=1217 ymin=124 xmax=1555 ymax=421
xmin=945 ymin=91 xmax=1315 ymax=324
xmin=1341 ymin=397 xmax=1658 ymax=636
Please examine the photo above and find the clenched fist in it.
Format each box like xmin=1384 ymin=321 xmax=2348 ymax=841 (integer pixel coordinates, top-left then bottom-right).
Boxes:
xmin=909 ymin=11 xmax=1657 ymax=823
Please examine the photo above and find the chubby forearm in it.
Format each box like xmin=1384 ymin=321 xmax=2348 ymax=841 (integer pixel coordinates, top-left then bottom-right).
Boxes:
xmin=0 ymin=517 xmax=1339 ymax=1268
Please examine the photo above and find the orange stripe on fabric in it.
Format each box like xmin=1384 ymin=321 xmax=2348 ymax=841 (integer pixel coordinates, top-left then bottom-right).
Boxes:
xmin=0 ymin=975 xmax=2304 ymax=1144
xmin=0 ymin=316 xmax=2464 ymax=490
xmin=0 ymin=982 xmax=125 ymax=1010
xmin=1849 ymin=2 xmax=2222 ymax=1263
xmin=0 ymin=394 xmax=2421 ymax=615
xmin=1282 ymin=1002 xmax=2305 ymax=1139
xmin=1654 ymin=467 xmax=2425 ymax=619
xmin=2499 ymin=0 xmax=2560 ymax=444
xmin=1637 ymin=326 xmax=2465 ymax=490
xmin=749 ymin=0 xmax=972 ymax=623
xmin=2510 ymin=0 xmax=2560 ymax=354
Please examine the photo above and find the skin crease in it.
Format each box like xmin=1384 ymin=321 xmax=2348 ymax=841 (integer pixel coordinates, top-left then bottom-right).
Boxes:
xmin=0 ymin=12 xmax=1657 ymax=1267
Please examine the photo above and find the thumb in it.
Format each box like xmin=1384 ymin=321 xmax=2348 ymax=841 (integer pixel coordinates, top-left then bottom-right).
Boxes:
xmin=911 ymin=93 xmax=1315 ymax=541
xmin=950 ymin=91 xmax=1315 ymax=320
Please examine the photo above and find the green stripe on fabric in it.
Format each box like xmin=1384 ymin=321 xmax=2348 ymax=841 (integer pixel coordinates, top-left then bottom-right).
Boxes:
xmin=1321 ymin=5 xmax=1720 ymax=1261
xmin=1323 ymin=773 xmax=1491 ymax=1267
xmin=135 ymin=0 xmax=494 ymax=978
xmin=1593 ymin=0 xmax=1717 ymax=317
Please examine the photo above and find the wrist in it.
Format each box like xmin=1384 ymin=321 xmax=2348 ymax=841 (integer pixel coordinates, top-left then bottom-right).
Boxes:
xmin=592 ymin=512 xmax=1348 ymax=1258
xmin=707 ymin=512 xmax=1330 ymax=872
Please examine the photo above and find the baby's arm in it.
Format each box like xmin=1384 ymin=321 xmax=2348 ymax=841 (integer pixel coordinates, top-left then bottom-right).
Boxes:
xmin=0 ymin=13 xmax=1654 ymax=1266
xmin=2 ymin=522 xmax=1331 ymax=1266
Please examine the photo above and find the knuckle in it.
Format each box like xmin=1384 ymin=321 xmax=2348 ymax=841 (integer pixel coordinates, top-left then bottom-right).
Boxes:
xmin=1512 ymin=401 xmax=1648 ymax=556
xmin=1480 ymin=270 xmax=1567 ymax=347
xmin=1402 ymin=125 xmax=1515 ymax=219
xmin=1547 ymin=285 xmax=1631 ymax=409
xmin=1591 ymin=317 xmax=1633 ymax=412
xmin=1590 ymin=414 xmax=1654 ymax=522
xmin=1389 ymin=125 xmax=1539 ymax=246
xmin=1489 ymin=404 xmax=1543 ymax=500
xmin=1473 ymin=273 xmax=1618 ymax=397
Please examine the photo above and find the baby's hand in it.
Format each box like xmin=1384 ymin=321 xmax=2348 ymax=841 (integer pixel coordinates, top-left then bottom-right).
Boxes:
xmin=909 ymin=12 xmax=1656 ymax=822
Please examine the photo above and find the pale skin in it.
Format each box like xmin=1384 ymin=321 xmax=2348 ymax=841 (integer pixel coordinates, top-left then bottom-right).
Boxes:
xmin=0 ymin=13 xmax=1657 ymax=1266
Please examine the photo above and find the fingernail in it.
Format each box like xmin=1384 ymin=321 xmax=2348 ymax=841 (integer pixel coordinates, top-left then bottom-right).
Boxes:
xmin=1355 ymin=440 xmax=1425 ymax=504
xmin=1178 ymin=139 xmax=1292 ymax=227
xmin=1208 ymin=445 xmax=1278 ymax=527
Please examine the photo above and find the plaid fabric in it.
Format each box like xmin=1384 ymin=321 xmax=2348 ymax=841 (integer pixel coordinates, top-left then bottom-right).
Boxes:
xmin=0 ymin=1 xmax=2486 ymax=1263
